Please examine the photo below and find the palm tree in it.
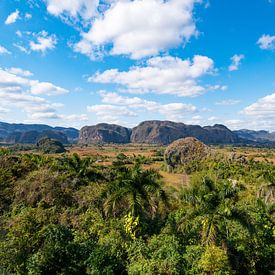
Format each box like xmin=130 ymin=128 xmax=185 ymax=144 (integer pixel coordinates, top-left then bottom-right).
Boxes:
xmin=178 ymin=176 xmax=254 ymax=246
xmin=57 ymin=153 xmax=102 ymax=184
xmin=102 ymin=163 xmax=167 ymax=218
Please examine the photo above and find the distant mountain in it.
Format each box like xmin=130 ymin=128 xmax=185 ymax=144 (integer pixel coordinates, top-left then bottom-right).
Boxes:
xmin=233 ymin=129 xmax=275 ymax=143
xmin=1 ymin=121 xmax=275 ymax=146
xmin=0 ymin=122 xmax=79 ymax=144
xmin=131 ymin=121 xmax=240 ymax=145
xmin=5 ymin=130 xmax=68 ymax=144
xmin=79 ymin=123 xmax=131 ymax=144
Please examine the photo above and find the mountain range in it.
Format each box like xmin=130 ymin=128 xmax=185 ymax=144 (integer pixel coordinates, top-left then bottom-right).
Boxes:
xmin=0 ymin=121 xmax=79 ymax=144
xmin=0 ymin=121 xmax=274 ymax=146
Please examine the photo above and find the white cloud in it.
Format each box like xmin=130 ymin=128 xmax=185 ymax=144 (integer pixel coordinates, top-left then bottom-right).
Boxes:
xmin=88 ymin=104 xmax=136 ymax=116
xmin=0 ymin=68 xmax=68 ymax=97
xmin=29 ymin=81 xmax=69 ymax=96
xmin=89 ymin=91 xmax=197 ymax=122
xmin=72 ymin=39 xmax=103 ymax=60
xmin=242 ymin=93 xmax=275 ymax=118
xmin=5 ymin=67 xmax=33 ymax=77
xmin=30 ymin=31 xmax=57 ymax=53
xmin=76 ymin=0 xmax=199 ymax=59
xmin=0 ymin=107 xmax=10 ymax=113
xmin=16 ymin=30 xmax=23 ymax=37
xmin=13 ymin=43 xmax=29 ymax=54
xmin=225 ymin=93 xmax=275 ymax=131
xmin=224 ymin=118 xmax=275 ymax=131
xmin=90 ymin=55 xmax=217 ymax=97
xmin=61 ymin=114 xmax=88 ymax=121
xmin=216 ymin=99 xmax=240 ymax=106
xmin=45 ymin=0 xmax=99 ymax=20
xmin=29 ymin=112 xmax=60 ymax=120
xmin=5 ymin=9 xmax=20 ymax=25
xmin=87 ymin=103 xmax=136 ymax=124
xmin=228 ymin=54 xmax=244 ymax=71
xmin=208 ymin=116 xmax=218 ymax=121
xmin=0 ymin=69 xmax=29 ymax=89
xmin=99 ymin=90 xmax=159 ymax=110
xmin=159 ymin=102 xmax=197 ymax=121
xmin=257 ymin=34 xmax=275 ymax=50
xmin=0 ymin=68 xmax=81 ymax=124
xmin=0 ymin=45 xmax=11 ymax=55
xmin=25 ymin=13 xmax=32 ymax=19
xmin=0 ymin=91 xmax=47 ymax=104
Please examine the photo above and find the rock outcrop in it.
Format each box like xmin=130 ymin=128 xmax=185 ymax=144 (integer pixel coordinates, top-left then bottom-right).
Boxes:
xmin=164 ymin=137 xmax=211 ymax=168
xmin=79 ymin=123 xmax=131 ymax=144
xmin=131 ymin=120 xmax=239 ymax=145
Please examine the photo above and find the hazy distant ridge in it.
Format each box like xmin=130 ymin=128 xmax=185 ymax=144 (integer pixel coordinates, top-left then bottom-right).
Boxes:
xmin=1 ymin=121 xmax=274 ymax=146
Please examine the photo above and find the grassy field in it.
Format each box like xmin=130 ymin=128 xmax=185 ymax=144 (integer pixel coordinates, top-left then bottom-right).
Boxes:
xmin=65 ymin=144 xmax=275 ymax=188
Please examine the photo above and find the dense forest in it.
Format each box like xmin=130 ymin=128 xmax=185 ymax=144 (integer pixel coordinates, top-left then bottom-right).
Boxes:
xmin=0 ymin=146 xmax=274 ymax=274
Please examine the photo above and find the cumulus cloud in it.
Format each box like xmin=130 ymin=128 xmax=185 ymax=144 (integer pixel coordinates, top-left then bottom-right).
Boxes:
xmin=0 ymin=91 xmax=47 ymax=104
xmin=224 ymin=93 xmax=275 ymax=131
xmin=29 ymin=81 xmax=69 ymax=96
xmin=88 ymin=91 xmax=197 ymax=123
xmin=29 ymin=111 xmax=60 ymax=120
xmin=0 ymin=45 xmax=11 ymax=55
xmin=0 ymin=67 xmax=72 ymax=123
xmin=90 ymin=55 xmax=217 ymax=97
xmin=228 ymin=54 xmax=244 ymax=71
xmin=75 ymin=0 xmax=199 ymax=59
xmin=61 ymin=114 xmax=88 ymax=122
xmin=242 ymin=93 xmax=275 ymax=118
xmin=87 ymin=104 xmax=137 ymax=120
xmin=99 ymin=90 xmax=159 ymax=110
xmin=216 ymin=99 xmax=240 ymax=106
xmin=257 ymin=34 xmax=275 ymax=50
xmin=5 ymin=67 xmax=33 ymax=77
xmin=5 ymin=9 xmax=20 ymax=25
xmin=45 ymin=0 xmax=99 ymax=20
xmin=72 ymin=40 xmax=103 ymax=60
xmin=0 ymin=69 xmax=29 ymax=89
xmin=0 ymin=68 xmax=68 ymax=96
xmin=29 ymin=31 xmax=57 ymax=53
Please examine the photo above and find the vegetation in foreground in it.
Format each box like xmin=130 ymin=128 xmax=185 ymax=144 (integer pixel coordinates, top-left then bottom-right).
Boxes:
xmin=0 ymin=146 xmax=274 ymax=274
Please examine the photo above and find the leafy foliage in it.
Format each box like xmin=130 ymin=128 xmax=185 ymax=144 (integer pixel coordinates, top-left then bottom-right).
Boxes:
xmin=0 ymin=149 xmax=274 ymax=274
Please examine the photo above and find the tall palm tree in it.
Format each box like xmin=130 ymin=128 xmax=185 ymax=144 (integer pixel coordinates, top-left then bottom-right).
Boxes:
xmin=53 ymin=153 xmax=102 ymax=184
xmin=178 ymin=176 xmax=254 ymax=246
xmin=102 ymin=163 xmax=167 ymax=218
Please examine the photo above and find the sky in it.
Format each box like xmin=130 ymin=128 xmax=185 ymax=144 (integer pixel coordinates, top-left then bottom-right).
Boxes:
xmin=0 ymin=0 xmax=274 ymax=131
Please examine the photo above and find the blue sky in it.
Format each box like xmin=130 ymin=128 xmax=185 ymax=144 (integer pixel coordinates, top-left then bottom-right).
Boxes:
xmin=0 ymin=0 xmax=274 ymax=130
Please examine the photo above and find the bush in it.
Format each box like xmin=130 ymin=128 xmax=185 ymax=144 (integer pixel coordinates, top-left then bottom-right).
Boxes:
xmin=36 ymin=138 xmax=65 ymax=154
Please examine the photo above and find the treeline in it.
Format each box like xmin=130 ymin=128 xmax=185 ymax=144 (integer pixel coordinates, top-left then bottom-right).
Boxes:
xmin=0 ymin=149 xmax=274 ymax=274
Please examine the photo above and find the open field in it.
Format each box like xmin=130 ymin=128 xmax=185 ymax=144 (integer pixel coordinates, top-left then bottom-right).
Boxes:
xmin=65 ymin=144 xmax=275 ymax=188
xmin=67 ymin=144 xmax=275 ymax=161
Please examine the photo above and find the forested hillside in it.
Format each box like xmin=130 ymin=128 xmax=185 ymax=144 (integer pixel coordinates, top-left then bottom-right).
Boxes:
xmin=0 ymin=146 xmax=274 ymax=274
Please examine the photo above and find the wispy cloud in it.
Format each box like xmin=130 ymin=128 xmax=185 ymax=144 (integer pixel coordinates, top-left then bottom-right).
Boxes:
xmin=5 ymin=9 xmax=20 ymax=24
xmin=257 ymin=34 xmax=275 ymax=50
xmin=0 ymin=45 xmax=11 ymax=55
xmin=228 ymin=54 xmax=244 ymax=71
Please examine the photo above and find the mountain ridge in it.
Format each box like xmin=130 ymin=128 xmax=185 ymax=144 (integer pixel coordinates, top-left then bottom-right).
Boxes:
xmin=1 ymin=120 xmax=274 ymax=146
xmin=0 ymin=121 xmax=79 ymax=144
